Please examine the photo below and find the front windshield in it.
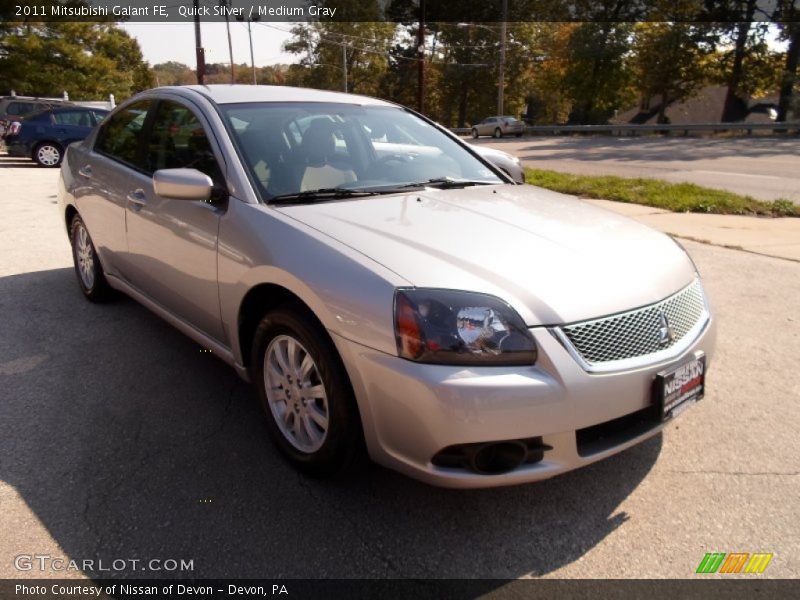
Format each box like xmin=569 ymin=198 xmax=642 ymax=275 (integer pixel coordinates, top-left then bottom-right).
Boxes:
xmin=221 ymin=102 xmax=503 ymax=201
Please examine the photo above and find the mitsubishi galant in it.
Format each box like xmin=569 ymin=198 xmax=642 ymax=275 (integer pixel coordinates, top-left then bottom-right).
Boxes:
xmin=58 ymin=86 xmax=715 ymax=487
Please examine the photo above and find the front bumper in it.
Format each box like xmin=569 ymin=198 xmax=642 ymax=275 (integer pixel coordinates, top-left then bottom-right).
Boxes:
xmin=333 ymin=315 xmax=716 ymax=488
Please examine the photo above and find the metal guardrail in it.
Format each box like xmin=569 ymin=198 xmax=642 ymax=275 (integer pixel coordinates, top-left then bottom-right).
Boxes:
xmin=452 ymin=122 xmax=800 ymax=136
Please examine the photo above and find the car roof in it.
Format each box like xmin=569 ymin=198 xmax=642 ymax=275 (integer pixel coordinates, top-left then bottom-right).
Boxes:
xmin=48 ymin=106 xmax=101 ymax=112
xmin=158 ymin=85 xmax=396 ymax=107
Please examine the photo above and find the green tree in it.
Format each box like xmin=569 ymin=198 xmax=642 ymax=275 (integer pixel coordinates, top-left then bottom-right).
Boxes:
xmin=522 ymin=23 xmax=576 ymax=124
xmin=704 ymin=0 xmax=783 ymax=121
xmin=775 ymin=1 xmax=800 ymax=121
xmin=284 ymin=20 xmax=397 ymax=96
xmin=563 ymin=21 xmax=636 ymax=124
xmin=152 ymin=62 xmax=195 ymax=86
xmin=632 ymin=21 xmax=714 ymax=123
xmin=0 ymin=20 xmax=153 ymax=99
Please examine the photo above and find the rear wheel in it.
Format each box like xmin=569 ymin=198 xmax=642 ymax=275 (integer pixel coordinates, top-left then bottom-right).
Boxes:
xmin=33 ymin=142 xmax=62 ymax=167
xmin=515 ymin=132 xmax=523 ymax=138
xmin=493 ymin=128 xmax=503 ymax=139
xmin=471 ymin=128 xmax=479 ymax=139
xmin=251 ymin=308 xmax=364 ymax=477
xmin=69 ymin=215 xmax=113 ymax=302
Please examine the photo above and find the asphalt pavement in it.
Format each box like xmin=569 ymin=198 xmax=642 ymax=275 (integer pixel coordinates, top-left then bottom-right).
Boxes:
xmin=475 ymin=136 xmax=800 ymax=203
xmin=1 ymin=154 xmax=798 ymax=580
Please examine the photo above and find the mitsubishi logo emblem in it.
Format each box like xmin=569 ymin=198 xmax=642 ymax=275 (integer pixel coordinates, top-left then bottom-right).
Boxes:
xmin=658 ymin=310 xmax=675 ymax=346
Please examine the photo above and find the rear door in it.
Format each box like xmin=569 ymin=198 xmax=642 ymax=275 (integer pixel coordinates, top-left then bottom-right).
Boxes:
xmin=75 ymin=100 xmax=153 ymax=277
xmin=52 ymin=109 xmax=95 ymax=145
xmin=122 ymin=98 xmax=227 ymax=342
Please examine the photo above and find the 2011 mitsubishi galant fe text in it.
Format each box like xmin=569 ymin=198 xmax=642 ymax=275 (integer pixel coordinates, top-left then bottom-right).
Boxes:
xmin=58 ymin=86 xmax=716 ymax=488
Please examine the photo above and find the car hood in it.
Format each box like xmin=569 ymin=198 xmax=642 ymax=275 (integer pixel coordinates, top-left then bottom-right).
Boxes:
xmin=275 ymin=185 xmax=697 ymax=326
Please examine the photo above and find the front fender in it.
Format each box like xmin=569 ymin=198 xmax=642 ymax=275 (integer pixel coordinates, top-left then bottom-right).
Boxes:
xmin=217 ymin=199 xmax=409 ymax=368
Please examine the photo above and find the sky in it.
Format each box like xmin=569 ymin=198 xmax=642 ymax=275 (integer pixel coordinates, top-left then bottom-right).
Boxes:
xmin=121 ymin=21 xmax=298 ymax=68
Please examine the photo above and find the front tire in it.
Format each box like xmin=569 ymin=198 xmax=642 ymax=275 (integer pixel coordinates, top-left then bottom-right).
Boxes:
xmin=33 ymin=142 xmax=63 ymax=167
xmin=493 ymin=128 xmax=503 ymax=139
xmin=471 ymin=128 xmax=479 ymax=139
xmin=251 ymin=308 xmax=364 ymax=477
xmin=70 ymin=215 xmax=113 ymax=302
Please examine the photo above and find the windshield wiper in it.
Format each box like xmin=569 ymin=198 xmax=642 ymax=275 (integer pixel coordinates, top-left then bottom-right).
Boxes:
xmin=392 ymin=177 xmax=495 ymax=190
xmin=268 ymin=188 xmax=380 ymax=204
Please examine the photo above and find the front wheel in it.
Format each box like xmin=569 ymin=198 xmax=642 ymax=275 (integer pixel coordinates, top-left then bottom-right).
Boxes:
xmin=251 ymin=308 xmax=364 ymax=477
xmin=493 ymin=128 xmax=503 ymax=139
xmin=33 ymin=142 xmax=63 ymax=167
xmin=70 ymin=215 xmax=113 ymax=302
xmin=471 ymin=128 xmax=479 ymax=139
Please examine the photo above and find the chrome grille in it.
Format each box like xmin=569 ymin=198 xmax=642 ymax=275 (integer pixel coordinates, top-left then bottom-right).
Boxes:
xmin=559 ymin=280 xmax=707 ymax=365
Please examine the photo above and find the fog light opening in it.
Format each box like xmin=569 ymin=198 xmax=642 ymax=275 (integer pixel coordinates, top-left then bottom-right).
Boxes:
xmin=470 ymin=442 xmax=527 ymax=475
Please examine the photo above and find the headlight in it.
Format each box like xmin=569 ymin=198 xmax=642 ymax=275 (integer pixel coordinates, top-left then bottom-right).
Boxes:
xmin=511 ymin=155 xmax=520 ymax=165
xmin=394 ymin=289 xmax=537 ymax=365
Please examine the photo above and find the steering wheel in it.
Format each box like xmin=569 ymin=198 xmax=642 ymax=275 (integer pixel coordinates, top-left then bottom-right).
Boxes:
xmin=376 ymin=153 xmax=411 ymax=167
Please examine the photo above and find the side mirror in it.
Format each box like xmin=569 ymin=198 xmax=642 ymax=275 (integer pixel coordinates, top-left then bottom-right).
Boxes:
xmin=153 ymin=168 xmax=213 ymax=201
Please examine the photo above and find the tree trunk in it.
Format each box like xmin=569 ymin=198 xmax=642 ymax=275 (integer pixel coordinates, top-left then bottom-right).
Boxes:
xmin=777 ymin=24 xmax=799 ymax=122
xmin=657 ymin=91 xmax=668 ymax=124
xmin=457 ymin=81 xmax=468 ymax=128
xmin=722 ymin=0 xmax=756 ymax=123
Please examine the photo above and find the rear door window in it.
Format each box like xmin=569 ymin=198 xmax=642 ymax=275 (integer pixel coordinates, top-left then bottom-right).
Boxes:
xmin=53 ymin=111 xmax=93 ymax=127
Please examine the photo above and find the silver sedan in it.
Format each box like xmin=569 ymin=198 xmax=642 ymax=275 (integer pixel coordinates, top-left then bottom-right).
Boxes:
xmin=472 ymin=116 xmax=525 ymax=138
xmin=59 ymin=86 xmax=715 ymax=488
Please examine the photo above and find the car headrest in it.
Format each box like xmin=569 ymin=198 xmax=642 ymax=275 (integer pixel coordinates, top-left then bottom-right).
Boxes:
xmin=300 ymin=119 xmax=337 ymax=166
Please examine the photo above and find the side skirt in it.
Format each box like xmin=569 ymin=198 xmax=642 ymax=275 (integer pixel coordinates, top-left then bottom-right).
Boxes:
xmin=105 ymin=273 xmax=251 ymax=382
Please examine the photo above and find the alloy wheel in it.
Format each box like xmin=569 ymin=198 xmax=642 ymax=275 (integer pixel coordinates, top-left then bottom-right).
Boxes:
xmin=74 ymin=222 xmax=95 ymax=290
xmin=263 ymin=335 xmax=329 ymax=453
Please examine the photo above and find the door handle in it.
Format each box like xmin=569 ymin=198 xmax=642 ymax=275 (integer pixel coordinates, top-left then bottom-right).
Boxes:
xmin=127 ymin=189 xmax=146 ymax=208
xmin=78 ymin=165 xmax=92 ymax=178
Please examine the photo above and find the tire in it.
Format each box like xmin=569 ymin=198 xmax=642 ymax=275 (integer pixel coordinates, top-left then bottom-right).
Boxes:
xmin=70 ymin=215 xmax=113 ymax=302
xmin=493 ymin=128 xmax=503 ymax=139
xmin=251 ymin=307 xmax=364 ymax=477
xmin=515 ymin=132 xmax=523 ymax=138
xmin=33 ymin=142 xmax=63 ymax=167
xmin=471 ymin=128 xmax=479 ymax=139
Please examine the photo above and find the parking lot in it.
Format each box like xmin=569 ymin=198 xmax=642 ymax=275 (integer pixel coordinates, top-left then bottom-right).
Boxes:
xmin=1 ymin=153 xmax=798 ymax=580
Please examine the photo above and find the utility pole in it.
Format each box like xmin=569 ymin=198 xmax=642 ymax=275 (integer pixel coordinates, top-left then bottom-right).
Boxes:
xmin=416 ymin=0 xmax=425 ymax=113
xmin=498 ymin=0 xmax=507 ymax=115
xmin=248 ymin=18 xmax=256 ymax=84
xmin=193 ymin=0 xmax=205 ymax=84
xmin=237 ymin=14 xmax=259 ymax=84
xmin=220 ymin=0 xmax=235 ymax=83
xmin=342 ymin=43 xmax=348 ymax=92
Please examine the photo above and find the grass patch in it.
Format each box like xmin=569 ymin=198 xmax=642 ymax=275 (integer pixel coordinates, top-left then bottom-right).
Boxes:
xmin=524 ymin=168 xmax=798 ymax=217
